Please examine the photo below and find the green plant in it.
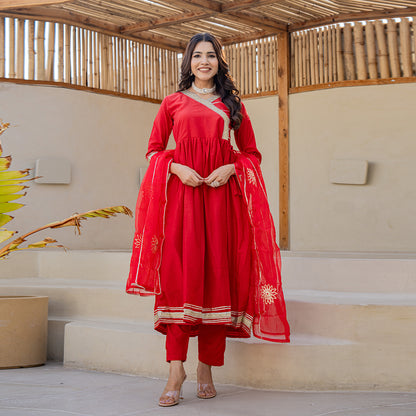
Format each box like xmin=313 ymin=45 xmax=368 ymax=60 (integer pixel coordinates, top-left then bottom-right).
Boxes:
xmin=0 ymin=119 xmax=132 ymax=258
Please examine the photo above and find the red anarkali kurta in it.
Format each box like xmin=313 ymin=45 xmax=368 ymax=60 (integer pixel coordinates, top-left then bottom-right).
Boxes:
xmin=127 ymin=90 xmax=290 ymax=342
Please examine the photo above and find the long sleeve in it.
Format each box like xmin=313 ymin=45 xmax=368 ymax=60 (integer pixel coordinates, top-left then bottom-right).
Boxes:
xmin=146 ymin=97 xmax=173 ymax=159
xmin=234 ymin=102 xmax=262 ymax=164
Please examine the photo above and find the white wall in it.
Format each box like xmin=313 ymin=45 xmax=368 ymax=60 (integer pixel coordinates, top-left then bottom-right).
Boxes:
xmin=3 ymin=81 xmax=413 ymax=253
xmin=0 ymin=83 xmax=159 ymax=250
xmin=290 ymin=83 xmax=416 ymax=252
xmin=0 ymin=83 xmax=279 ymax=251
xmin=239 ymin=95 xmax=279 ymax=227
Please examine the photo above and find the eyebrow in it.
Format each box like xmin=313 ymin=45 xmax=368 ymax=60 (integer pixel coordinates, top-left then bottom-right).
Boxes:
xmin=193 ymin=50 xmax=216 ymax=54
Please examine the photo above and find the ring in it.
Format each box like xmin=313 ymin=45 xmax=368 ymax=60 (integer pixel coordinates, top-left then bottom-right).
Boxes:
xmin=211 ymin=181 xmax=220 ymax=188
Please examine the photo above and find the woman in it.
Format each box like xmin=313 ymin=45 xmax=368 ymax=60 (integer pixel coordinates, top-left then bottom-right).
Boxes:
xmin=127 ymin=32 xmax=290 ymax=407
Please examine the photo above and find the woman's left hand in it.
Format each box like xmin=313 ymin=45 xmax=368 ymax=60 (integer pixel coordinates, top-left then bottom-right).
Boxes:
xmin=205 ymin=164 xmax=236 ymax=188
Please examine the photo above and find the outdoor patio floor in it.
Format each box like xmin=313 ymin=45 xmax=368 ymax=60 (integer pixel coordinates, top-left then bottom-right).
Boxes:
xmin=1 ymin=362 xmax=416 ymax=416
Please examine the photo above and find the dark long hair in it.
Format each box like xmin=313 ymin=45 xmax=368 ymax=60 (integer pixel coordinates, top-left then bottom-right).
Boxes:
xmin=178 ymin=33 xmax=243 ymax=130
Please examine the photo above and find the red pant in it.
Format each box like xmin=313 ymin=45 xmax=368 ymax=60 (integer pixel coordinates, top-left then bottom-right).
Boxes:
xmin=166 ymin=324 xmax=227 ymax=366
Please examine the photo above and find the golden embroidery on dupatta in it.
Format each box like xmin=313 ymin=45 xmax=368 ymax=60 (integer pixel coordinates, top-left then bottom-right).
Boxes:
xmin=134 ymin=234 xmax=143 ymax=249
xmin=260 ymin=284 xmax=278 ymax=305
xmin=246 ymin=168 xmax=257 ymax=186
xmin=151 ymin=235 xmax=159 ymax=253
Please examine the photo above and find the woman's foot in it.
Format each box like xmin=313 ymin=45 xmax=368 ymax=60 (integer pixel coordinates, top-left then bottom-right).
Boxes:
xmin=196 ymin=361 xmax=217 ymax=399
xmin=159 ymin=361 xmax=187 ymax=407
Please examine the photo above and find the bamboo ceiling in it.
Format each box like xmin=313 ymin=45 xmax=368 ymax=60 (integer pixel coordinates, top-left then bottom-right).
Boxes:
xmin=1 ymin=0 xmax=416 ymax=50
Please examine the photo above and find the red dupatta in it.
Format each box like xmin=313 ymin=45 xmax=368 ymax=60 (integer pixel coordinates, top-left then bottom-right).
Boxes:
xmin=126 ymin=150 xmax=290 ymax=343
xmin=234 ymin=152 xmax=290 ymax=342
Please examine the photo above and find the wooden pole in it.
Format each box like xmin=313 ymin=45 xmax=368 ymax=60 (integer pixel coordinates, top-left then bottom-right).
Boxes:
xmin=301 ymin=32 xmax=307 ymax=86
xmin=318 ymin=29 xmax=324 ymax=83
xmin=387 ymin=19 xmax=400 ymax=77
xmin=16 ymin=19 xmax=24 ymax=79
xmin=0 ymin=17 xmax=4 ymax=78
xmin=9 ymin=18 xmax=16 ymax=79
xmin=94 ymin=31 xmax=99 ymax=88
xmin=309 ymin=30 xmax=316 ymax=84
xmin=64 ymin=24 xmax=70 ymax=83
xmin=400 ymin=18 xmax=412 ymax=77
xmin=277 ymin=30 xmax=290 ymax=250
xmin=366 ymin=21 xmax=378 ymax=79
xmin=76 ymin=26 xmax=81 ymax=84
xmin=313 ymin=29 xmax=319 ymax=84
xmin=354 ymin=22 xmax=367 ymax=80
xmin=88 ymin=30 xmax=93 ymax=87
xmin=36 ymin=20 xmax=45 ymax=80
xmin=327 ymin=27 xmax=333 ymax=82
xmin=303 ymin=32 xmax=309 ymax=85
xmin=108 ymin=35 xmax=114 ymax=91
xmin=323 ymin=27 xmax=329 ymax=83
xmin=336 ymin=25 xmax=344 ymax=81
xmin=344 ymin=23 xmax=354 ymax=80
xmin=331 ymin=26 xmax=337 ymax=82
xmin=375 ymin=20 xmax=390 ymax=78
xmin=71 ymin=25 xmax=76 ymax=84
xmin=56 ymin=23 xmax=63 ymax=82
xmin=139 ymin=42 xmax=144 ymax=95
xmin=46 ymin=21 xmax=54 ymax=81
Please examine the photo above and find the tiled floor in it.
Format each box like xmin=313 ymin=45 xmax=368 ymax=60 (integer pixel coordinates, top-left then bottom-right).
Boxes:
xmin=1 ymin=362 xmax=416 ymax=416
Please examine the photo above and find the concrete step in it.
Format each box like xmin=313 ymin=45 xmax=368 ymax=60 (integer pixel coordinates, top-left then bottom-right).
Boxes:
xmin=2 ymin=278 xmax=416 ymax=345
xmin=63 ymin=319 xmax=416 ymax=391
xmin=3 ymin=250 xmax=416 ymax=293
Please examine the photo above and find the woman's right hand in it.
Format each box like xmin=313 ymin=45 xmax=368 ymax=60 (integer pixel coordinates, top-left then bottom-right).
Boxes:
xmin=170 ymin=162 xmax=204 ymax=187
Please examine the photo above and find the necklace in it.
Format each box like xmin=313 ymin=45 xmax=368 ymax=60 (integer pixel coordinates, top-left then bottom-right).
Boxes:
xmin=192 ymin=82 xmax=216 ymax=95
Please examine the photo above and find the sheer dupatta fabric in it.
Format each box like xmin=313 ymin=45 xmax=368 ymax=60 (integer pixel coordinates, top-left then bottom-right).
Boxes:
xmin=126 ymin=150 xmax=290 ymax=343
xmin=234 ymin=152 xmax=290 ymax=342
xmin=126 ymin=150 xmax=174 ymax=296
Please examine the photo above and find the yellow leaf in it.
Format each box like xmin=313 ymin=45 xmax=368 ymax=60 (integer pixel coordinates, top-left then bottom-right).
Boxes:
xmin=0 ymin=179 xmax=33 ymax=186
xmin=0 ymin=185 xmax=27 ymax=195
xmin=0 ymin=169 xmax=30 ymax=180
xmin=0 ymin=202 xmax=24 ymax=213
xmin=0 ymin=214 xmax=13 ymax=227
xmin=0 ymin=193 xmax=25 ymax=203
xmin=27 ymin=238 xmax=58 ymax=249
xmin=0 ymin=156 xmax=11 ymax=171
xmin=0 ymin=229 xmax=15 ymax=244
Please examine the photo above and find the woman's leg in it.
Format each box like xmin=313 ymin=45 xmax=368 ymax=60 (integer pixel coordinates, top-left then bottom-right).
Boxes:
xmin=159 ymin=324 xmax=189 ymax=406
xmin=197 ymin=325 xmax=227 ymax=398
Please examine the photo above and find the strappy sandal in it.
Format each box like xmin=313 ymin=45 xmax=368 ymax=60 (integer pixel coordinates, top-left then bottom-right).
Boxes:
xmin=158 ymin=375 xmax=187 ymax=407
xmin=197 ymin=383 xmax=217 ymax=399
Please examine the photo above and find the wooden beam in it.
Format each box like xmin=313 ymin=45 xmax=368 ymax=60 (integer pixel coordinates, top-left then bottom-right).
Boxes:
xmin=0 ymin=7 xmax=186 ymax=51
xmin=0 ymin=76 xmax=162 ymax=103
xmin=290 ymin=7 xmax=416 ymax=32
xmin=167 ymin=0 xmax=222 ymax=12
xmin=0 ymin=0 xmax=70 ymax=9
xmin=289 ymin=77 xmax=416 ymax=94
xmin=121 ymin=11 xmax=213 ymax=34
xmin=277 ymin=30 xmax=290 ymax=250
xmin=221 ymin=30 xmax=271 ymax=45
xmin=224 ymin=11 xmax=288 ymax=32
xmin=222 ymin=0 xmax=279 ymax=13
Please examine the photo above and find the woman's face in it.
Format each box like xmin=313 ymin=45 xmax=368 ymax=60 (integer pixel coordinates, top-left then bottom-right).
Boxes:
xmin=190 ymin=41 xmax=219 ymax=85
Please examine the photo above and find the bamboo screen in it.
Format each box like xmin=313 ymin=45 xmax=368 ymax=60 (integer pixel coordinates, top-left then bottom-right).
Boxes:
xmin=291 ymin=17 xmax=416 ymax=88
xmin=0 ymin=17 xmax=179 ymax=99
xmin=223 ymin=36 xmax=278 ymax=96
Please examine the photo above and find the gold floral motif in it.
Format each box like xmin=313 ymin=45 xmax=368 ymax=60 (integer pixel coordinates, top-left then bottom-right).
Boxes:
xmin=134 ymin=234 xmax=143 ymax=249
xmin=151 ymin=235 xmax=159 ymax=253
xmin=260 ymin=284 xmax=278 ymax=305
xmin=246 ymin=168 xmax=257 ymax=186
